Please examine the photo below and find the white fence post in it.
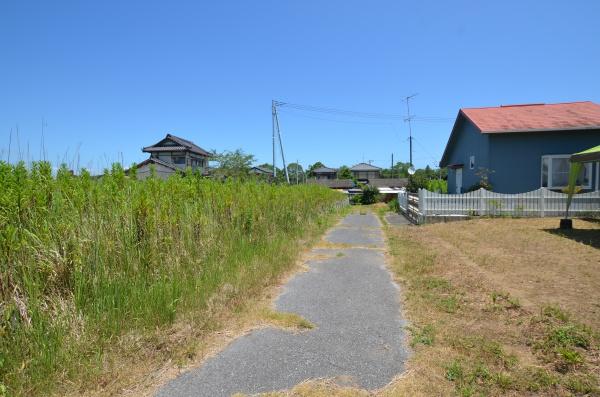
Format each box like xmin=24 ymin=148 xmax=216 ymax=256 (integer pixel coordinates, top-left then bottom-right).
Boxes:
xmin=419 ymin=189 xmax=425 ymax=215
xmin=540 ymin=188 xmax=545 ymax=217
xmin=479 ymin=188 xmax=486 ymax=216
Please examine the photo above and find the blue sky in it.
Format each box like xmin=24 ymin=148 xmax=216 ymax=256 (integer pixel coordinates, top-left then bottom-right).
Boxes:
xmin=1 ymin=1 xmax=600 ymax=173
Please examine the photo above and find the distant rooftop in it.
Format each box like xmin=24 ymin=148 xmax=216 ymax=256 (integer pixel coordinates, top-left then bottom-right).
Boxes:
xmin=350 ymin=162 xmax=382 ymax=171
xmin=143 ymin=133 xmax=212 ymax=157
xmin=312 ymin=166 xmax=337 ymax=173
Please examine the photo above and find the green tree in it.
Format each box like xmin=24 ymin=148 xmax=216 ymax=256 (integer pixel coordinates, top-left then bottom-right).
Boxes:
xmin=337 ymin=165 xmax=353 ymax=179
xmin=287 ymin=162 xmax=304 ymax=183
xmin=212 ymin=149 xmax=255 ymax=179
xmin=382 ymin=161 xmax=411 ymax=178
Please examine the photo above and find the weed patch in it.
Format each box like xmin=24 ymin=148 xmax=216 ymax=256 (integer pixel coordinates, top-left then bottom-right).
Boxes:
xmin=0 ymin=161 xmax=344 ymax=396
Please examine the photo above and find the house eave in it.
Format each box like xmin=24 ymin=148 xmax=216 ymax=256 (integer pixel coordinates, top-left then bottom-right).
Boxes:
xmin=481 ymin=125 xmax=600 ymax=134
xmin=440 ymin=110 xmax=473 ymax=168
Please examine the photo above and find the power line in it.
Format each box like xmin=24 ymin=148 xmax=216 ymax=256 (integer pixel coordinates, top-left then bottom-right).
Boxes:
xmin=275 ymin=101 xmax=405 ymax=120
xmin=277 ymin=108 xmax=397 ymax=126
xmin=275 ymin=100 xmax=452 ymax=122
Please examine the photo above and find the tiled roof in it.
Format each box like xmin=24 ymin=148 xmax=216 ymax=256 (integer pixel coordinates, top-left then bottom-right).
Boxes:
xmin=308 ymin=179 xmax=355 ymax=189
xmin=312 ymin=166 xmax=337 ymax=173
xmin=350 ymin=162 xmax=382 ymax=171
xmin=250 ymin=166 xmax=272 ymax=174
xmin=142 ymin=146 xmax=187 ymax=152
xmin=135 ymin=157 xmax=178 ymax=170
xmin=461 ymin=101 xmax=600 ymax=133
xmin=367 ymin=178 xmax=408 ymax=188
xmin=143 ymin=133 xmax=212 ymax=156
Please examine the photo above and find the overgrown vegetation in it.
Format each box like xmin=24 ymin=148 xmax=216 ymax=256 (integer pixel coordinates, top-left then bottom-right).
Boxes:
xmin=0 ymin=160 xmax=344 ymax=396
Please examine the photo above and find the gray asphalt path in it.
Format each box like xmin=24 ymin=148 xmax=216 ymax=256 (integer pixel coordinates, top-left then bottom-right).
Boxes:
xmin=384 ymin=212 xmax=412 ymax=227
xmin=156 ymin=212 xmax=408 ymax=397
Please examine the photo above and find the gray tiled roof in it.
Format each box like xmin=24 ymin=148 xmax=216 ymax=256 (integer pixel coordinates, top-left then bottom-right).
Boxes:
xmin=250 ymin=166 xmax=272 ymax=174
xmin=308 ymin=179 xmax=355 ymax=189
xmin=143 ymin=133 xmax=212 ymax=157
xmin=367 ymin=178 xmax=408 ymax=188
xmin=135 ymin=157 xmax=178 ymax=170
xmin=350 ymin=162 xmax=382 ymax=171
xmin=312 ymin=166 xmax=337 ymax=174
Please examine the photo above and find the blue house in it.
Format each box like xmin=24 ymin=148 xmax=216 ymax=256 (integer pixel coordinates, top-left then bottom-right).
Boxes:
xmin=440 ymin=101 xmax=600 ymax=194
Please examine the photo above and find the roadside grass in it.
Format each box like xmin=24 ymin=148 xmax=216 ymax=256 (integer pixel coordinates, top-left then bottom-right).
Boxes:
xmin=0 ymin=161 xmax=345 ymax=397
xmin=256 ymin=308 xmax=314 ymax=330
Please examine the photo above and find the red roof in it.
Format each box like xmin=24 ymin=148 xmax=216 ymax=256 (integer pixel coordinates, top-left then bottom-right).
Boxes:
xmin=461 ymin=101 xmax=600 ymax=133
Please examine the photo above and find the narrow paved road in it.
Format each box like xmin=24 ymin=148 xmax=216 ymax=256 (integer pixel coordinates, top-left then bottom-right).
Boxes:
xmin=156 ymin=212 xmax=408 ymax=397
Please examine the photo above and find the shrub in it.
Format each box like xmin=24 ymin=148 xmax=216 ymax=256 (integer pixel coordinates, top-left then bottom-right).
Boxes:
xmin=360 ymin=185 xmax=379 ymax=204
xmin=427 ymin=179 xmax=447 ymax=193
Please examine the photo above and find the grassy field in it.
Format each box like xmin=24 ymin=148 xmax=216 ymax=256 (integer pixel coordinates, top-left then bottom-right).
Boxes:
xmin=382 ymin=216 xmax=600 ymax=396
xmin=0 ymin=161 xmax=344 ymax=397
xmin=258 ymin=211 xmax=600 ymax=397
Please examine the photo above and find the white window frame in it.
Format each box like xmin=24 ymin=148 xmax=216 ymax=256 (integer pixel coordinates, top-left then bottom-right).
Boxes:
xmin=596 ymin=162 xmax=599 ymax=191
xmin=469 ymin=155 xmax=475 ymax=170
xmin=541 ymin=154 xmax=592 ymax=190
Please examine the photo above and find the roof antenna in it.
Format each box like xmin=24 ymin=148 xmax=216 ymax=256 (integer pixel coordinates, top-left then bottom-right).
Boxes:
xmin=404 ymin=93 xmax=418 ymax=167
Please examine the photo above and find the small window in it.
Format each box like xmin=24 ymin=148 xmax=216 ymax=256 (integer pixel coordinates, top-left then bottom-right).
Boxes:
xmin=172 ymin=156 xmax=185 ymax=165
xmin=469 ymin=155 xmax=475 ymax=170
xmin=541 ymin=155 xmax=591 ymax=189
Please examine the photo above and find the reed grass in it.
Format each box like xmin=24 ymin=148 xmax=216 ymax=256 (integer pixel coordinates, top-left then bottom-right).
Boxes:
xmin=0 ymin=161 xmax=344 ymax=396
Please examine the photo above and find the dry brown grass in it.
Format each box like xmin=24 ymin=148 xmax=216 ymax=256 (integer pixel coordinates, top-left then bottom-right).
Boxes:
xmin=381 ymin=217 xmax=600 ymax=396
xmin=250 ymin=216 xmax=600 ymax=397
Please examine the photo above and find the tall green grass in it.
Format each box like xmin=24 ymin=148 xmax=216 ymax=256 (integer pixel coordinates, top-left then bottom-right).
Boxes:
xmin=0 ymin=161 xmax=344 ymax=396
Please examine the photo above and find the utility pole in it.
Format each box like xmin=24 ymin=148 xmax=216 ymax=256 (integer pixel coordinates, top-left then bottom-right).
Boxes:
xmin=404 ymin=93 xmax=418 ymax=167
xmin=272 ymin=100 xmax=277 ymax=178
xmin=271 ymin=101 xmax=290 ymax=183
xmin=391 ymin=153 xmax=394 ymax=178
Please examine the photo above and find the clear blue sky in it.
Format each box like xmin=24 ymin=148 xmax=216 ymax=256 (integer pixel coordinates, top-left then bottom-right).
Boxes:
xmin=2 ymin=1 xmax=600 ymax=173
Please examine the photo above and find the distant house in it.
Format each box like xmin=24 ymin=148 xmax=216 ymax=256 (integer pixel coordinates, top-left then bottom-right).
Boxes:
xmin=312 ymin=166 xmax=338 ymax=180
xmin=440 ymin=102 xmax=600 ymax=194
xmin=368 ymin=178 xmax=408 ymax=189
xmin=250 ymin=165 xmax=272 ymax=176
xmin=308 ymin=179 xmax=355 ymax=190
xmin=350 ymin=163 xmax=381 ymax=182
xmin=135 ymin=134 xmax=212 ymax=179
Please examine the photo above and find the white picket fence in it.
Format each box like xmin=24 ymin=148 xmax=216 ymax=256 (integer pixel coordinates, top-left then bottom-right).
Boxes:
xmin=398 ymin=187 xmax=600 ymax=221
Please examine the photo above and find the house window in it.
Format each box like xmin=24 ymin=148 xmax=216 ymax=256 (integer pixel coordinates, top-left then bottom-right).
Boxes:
xmin=172 ymin=156 xmax=185 ymax=165
xmin=469 ymin=155 xmax=475 ymax=170
xmin=541 ymin=155 xmax=591 ymax=189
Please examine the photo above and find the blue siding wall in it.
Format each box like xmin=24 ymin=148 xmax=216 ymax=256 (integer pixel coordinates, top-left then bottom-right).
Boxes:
xmin=488 ymin=130 xmax=600 ymax=193
xmin=443 ymin=118 xmax=600 ymax=193
xmin=444 ymin=118 xmax=490 ymax=193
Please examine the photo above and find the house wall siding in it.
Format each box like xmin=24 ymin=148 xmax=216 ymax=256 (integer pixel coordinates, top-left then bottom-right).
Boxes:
xmin=488 ymin=129 xmax=600 ymax=193
xmin=136 ymin=163 xmax=175 ymax=180
xmin=352 ymin=171 xmax=380 ymax=180
xmin=445 ymin=118 xmax=490 ymax=193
